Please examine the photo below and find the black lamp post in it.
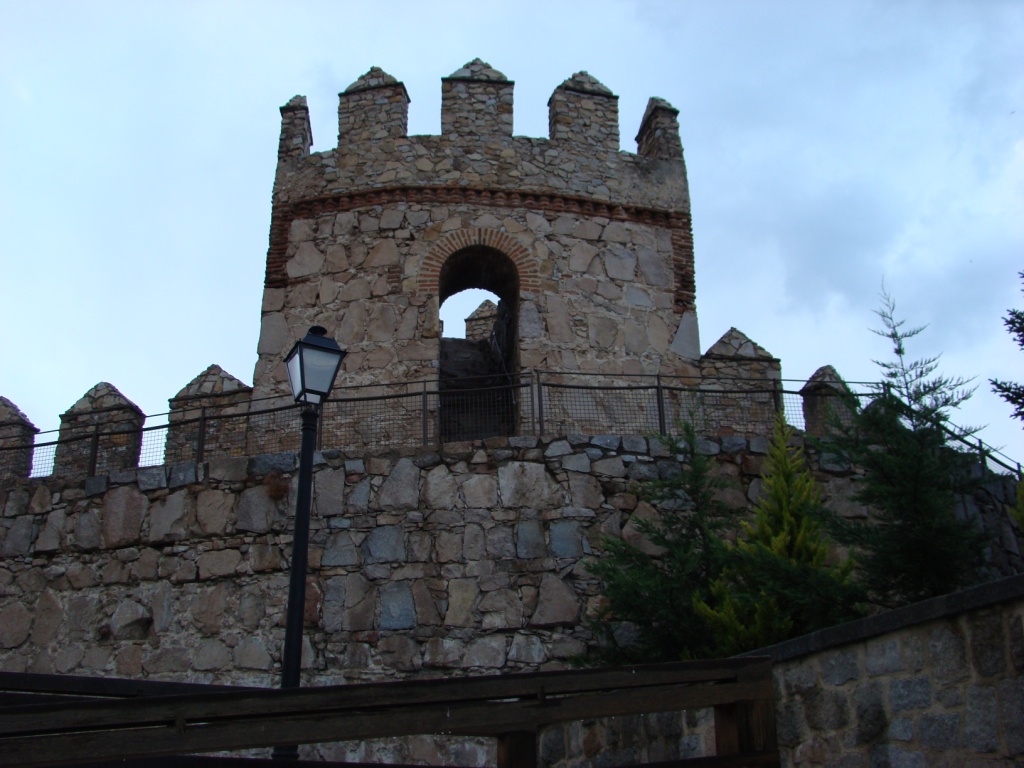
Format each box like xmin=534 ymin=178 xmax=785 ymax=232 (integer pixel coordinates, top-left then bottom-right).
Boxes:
xmin=274 ymin=325 xmax=345 ymax=760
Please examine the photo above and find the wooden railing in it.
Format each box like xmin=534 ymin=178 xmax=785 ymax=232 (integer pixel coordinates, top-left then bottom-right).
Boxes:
xmin=0 ymin=657 xmax=779 ymax=767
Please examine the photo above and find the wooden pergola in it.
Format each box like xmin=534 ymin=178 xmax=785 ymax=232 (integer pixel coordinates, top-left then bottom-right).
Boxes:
xmin=0 ymin=657 xmax=779 ymax=767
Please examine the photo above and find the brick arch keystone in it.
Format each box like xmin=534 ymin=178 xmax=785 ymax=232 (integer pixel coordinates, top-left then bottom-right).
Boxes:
xmin=418 ymin=228 xmax=539 ymax=295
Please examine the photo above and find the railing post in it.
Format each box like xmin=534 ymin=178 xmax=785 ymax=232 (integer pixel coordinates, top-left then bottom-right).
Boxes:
xmin=656 ymin=374 xmax=667 ymax=436
xmin=497 ymin=732 xmax=537 ymax=768
xmin=535 ymin=371 xmax=545 ymax=437
xmin=422 ymin=381 xmax=429 ymax=446
xmin=196 ymin=406 xmax=207 ymax=464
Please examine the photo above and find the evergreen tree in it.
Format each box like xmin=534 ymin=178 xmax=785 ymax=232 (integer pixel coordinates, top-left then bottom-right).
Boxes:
xmin=824 ymin=292 xmax=986 ymax=608
xmin=587 ymin=423 xmax=737 ymax=662
xmin=991 ymin=272 xmax=1024 ymax=422
xmin=696 ymin=414 xmax=862 ymax=655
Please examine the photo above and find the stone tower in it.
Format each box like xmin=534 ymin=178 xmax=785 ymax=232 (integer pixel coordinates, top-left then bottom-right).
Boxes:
xmin=253 ymin=60 xmax=699 ymax=410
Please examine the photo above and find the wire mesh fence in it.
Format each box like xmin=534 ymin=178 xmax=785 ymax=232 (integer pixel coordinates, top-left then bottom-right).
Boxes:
xmin=1 ymin=373 xmax=1017 ymax=481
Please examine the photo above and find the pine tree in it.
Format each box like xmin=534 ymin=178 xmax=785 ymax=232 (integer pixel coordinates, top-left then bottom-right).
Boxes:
xmin=824 ymin=292 xmax=986 ymax=608
xmin=587 ymin=423 xmax=737 ymax=662
xmin=696 ymin=414 xmax=862 ymax=655
xmin=991 ymin=272 xmax=1024 ymax=422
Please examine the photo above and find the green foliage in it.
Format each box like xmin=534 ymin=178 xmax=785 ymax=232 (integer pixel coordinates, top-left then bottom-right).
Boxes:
xmin=991 ymin=272 xmax=1024 ymax=422
xmin=695 ymin=415 xmax=863 ymax=655
xmin=588 ymin=418 xmax=861 ymax=662
xmin=823 ymin=291 xmax=987 ymax=608
xmin=586 ymin=423 xmax=735 ymax=662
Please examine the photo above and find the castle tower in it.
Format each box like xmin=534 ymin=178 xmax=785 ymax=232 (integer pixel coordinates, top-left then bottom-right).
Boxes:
xmin=253 ymin=61 xmax=699 ymax=444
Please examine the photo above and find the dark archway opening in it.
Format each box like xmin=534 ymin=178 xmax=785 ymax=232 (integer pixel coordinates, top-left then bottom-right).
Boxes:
xmin=437 ymin=247 xmax=519 ymax=442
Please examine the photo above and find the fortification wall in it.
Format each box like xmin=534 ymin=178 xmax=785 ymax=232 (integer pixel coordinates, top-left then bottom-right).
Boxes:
xmin=3 ymin=433 xmax=1019 ymax=682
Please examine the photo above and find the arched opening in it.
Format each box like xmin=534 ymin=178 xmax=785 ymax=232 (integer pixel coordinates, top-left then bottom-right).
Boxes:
xmin=437 ymin=246 xmax=519 ymax=441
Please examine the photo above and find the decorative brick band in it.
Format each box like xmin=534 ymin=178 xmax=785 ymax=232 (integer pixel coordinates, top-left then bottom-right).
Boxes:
xmin=418 ymin=228 xmax=537 ymax=295
xmin=264 ymin=185 xmax=694 ymax=311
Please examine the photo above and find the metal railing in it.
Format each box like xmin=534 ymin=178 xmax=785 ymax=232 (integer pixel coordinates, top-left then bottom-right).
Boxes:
xmin=1 ymin=372 xmax=1018 ymax=481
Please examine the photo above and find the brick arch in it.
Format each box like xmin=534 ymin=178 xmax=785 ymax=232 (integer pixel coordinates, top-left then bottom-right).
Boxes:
xmin=418 ymin=228 xmax=539 ymax=295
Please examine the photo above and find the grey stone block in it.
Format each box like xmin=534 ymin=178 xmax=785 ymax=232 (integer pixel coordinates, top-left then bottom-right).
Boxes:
xmin=819 ymin=452 xmax=851 ymax=473
xmin=548 ymin=520 xmax=582 ymax=558
xmin=516 ymin=520 xmax=546 ymax=559
xmin=322 ymin=531 xmax=360 ymax=566
xmin=137 ymin=467 xmax=167 ymax=491
xmin=626 ymin=462 xmax=660 ymax=481
xmin=560 ymin=453 xmax=591 ymax=472
xmin=870 ymin=745 xmax=925 ymax=768
xmin=930 ymin=625 xmax=969 ymax=685
xmin=999 ymin=677 xmax=1024 ymax=754
xmin=248 ymin=452 xmax=297 ymax=476
xmin=968 ymin=607 xmax=1006 ymax=677
xmin=379 ymin=582 xmax=416 ymax=630
xmin=805 ymin=687 xmax=850 ymax=731
xmin=169 ymin=462 xmax=197 ymax=488
xmin=695 ymin=439 xmax=719 ymax=456
xmin=622 ymin=435 xmax=646 ymax=453
xmin=84 ymin=476 xmax=108 ymax=496
xmin=109 ymin=469 xmax=137 ymax=485
xmin=591 ymin=435 xmax=620 ymax=450
xmin=748 ymin=436 xmax=771 ymax=454
xmin=889 ymin=677 xmax=931 ymax=712
xmin=362 ymin=525 xmax=406 ymax=563
xmin=918 ymin=713 xmax=960 ymax=750
xmin=866 ymin=638 xmax=903 ymax=676
xmin=721 ymin=435 xmax=747 ymax=453
xmin=544 ymin=439 xmax=572 ymax=458
xmin=887 ymin=716 xmax=913 ymax=741
xmin=964 ymin=685 xmax=997 ymax=752
xmin=853 ymin=681 xmax=887 ymax=745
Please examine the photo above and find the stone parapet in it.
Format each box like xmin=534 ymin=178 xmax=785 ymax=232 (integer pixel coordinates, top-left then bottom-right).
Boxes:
xmin=338 ymin=67 xmax=410 ymax=144
xmin=441 ymin=59 xmax=513 ymax=139
xmin=166 ymin=365 xmax=252 ymax=465
xmin=548 ymin=72 xmax=619 ymax=151
xmin=765 ymin=575 xmax=1024 ymax=765
xmin=636 ymin=97 xmax=684 ymax=161
xmin=0 ymin=397 xmax=37 ymax=482
xmin=53 ymin=383 xmax=144 ymax=480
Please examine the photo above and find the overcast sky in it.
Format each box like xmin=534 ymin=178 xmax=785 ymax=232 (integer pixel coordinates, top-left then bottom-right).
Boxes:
xmin=2 ymin=1 xmax=1022 ymax=463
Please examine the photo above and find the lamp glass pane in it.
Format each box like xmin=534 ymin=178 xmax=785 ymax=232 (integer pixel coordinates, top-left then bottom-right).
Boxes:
xmin=301 ymin=346 xmax=342 ymax=396
xmin=285 ymin=351 xmax=304 ymax=401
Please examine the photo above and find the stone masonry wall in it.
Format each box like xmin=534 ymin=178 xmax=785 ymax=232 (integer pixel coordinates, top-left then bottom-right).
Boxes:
xmin=1 ymin=431 xmax=1022 ymax=764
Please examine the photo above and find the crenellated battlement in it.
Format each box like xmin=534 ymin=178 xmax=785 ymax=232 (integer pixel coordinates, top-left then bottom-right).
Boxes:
xmin=272 ymin=60 xmax=689 ymax=211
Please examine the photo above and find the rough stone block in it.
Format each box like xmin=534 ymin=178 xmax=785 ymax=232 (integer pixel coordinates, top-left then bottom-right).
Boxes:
xmin=0 ymin=516 xmax=35 ymax=557
xmin=361 ymin=525 xmax=406 ymax=563
xmin=516 ymin=520 xmax=546 ymax=559
xmin=379 ymin=582 xmax=416 ymax=630
xmin=84 ymin=476 xmax=108 ymax=496
xmin=548 ymin=520 xmax=583 ymax=558
xmin=101 ymin=486 xmax=147 ymax=548
xmin=821 ymin=649 xmax=861 ymax=686
xmin=197 ymin=549 xmax=242 ymax=579
xmin=889 ymin=677 xmax=932 ymax=713
xmin=322 ymin=531 xmax=360 ymax=566
xmin=237 ymin=485 xmax=276 ymax=534
xmin=866 ymin=637 xmax=903 ymax=676
xmin=377 ymin=458 xmax=420 ymax=510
